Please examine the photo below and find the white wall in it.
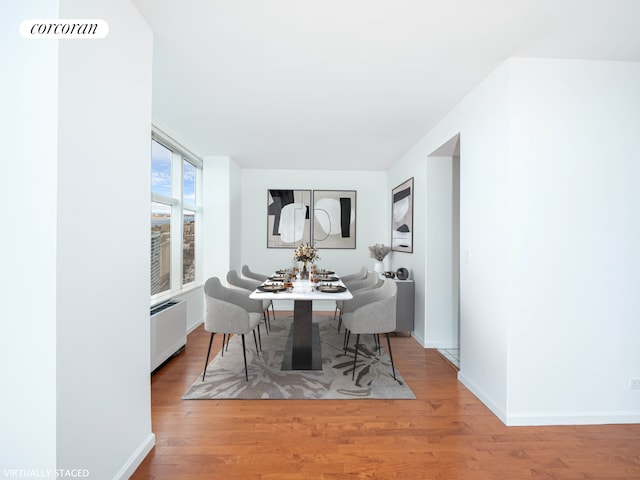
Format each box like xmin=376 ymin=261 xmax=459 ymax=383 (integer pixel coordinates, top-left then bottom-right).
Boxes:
xmin=202 ymin=155 xmax=242 ymax=283
xmin=1 ymin=0 xmax=58 ymax=471
xmin=388 ymin=57 xmax=640 ymax=425
xmin=390 ymin=63 xmax=512 ymax=415
xmin=56 ymin=1 xmax=154 ymax=478
xmin=240 ymin=169 xmax=388 ymax=310
xmin=230 ymin=159 xmax=243 ymax=271
xmin=195 ymin=155 xmax=243 ymax=331
xmin=173 ymin=288 xmax=204 ymax=333
xmin=506 ymin=58 xmax=640 ymax=425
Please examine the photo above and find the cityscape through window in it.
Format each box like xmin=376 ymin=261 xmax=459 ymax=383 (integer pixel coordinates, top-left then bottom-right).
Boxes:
xmin=150 ymin=134 xmax=201 ymax=298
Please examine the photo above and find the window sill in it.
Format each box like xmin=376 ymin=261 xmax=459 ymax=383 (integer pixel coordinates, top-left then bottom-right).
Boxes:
xmin=150 ymin=283 xmax=202 ymax=308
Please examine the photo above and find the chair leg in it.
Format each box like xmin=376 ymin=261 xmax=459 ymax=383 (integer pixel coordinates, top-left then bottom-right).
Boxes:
xmin=202 ymin=332 xmax=214 ymax=381
xmin=352 ymin=334 xmax=360 ymax=380
xmin=267 ymin=305 xmax=272 ymax=331
xmin=224 ymin=333 xmax=233 ymax=353
xmin=270 ymin=300 xmax=275 ymax=323
xmin=241 ymin=334 xmax=248 ymax=381
xmin=386 ymin=333 xmax=396 ymax=380
xmin=263 ymin=311 xmax=270 ymax=334
xmin=221 ymin=334 xmax=229 ymax=356
xmin=253 ymin=328 xmax=260 ymax=355
xmin=344 ymin=329 xmax=351 ymax=353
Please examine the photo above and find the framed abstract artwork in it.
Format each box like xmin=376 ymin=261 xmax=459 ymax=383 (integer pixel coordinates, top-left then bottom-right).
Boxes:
xmin=267 ymin=189 xmax=311 ymax=248
xmin=391 ymin=178 xmax=413 ymax=253
xmin=312 ymin=190 xmax=356 ymax=249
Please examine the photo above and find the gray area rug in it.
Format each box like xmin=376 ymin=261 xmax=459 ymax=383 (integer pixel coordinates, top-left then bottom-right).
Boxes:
xmin=183 ymin=314 xmax=415 ymax=400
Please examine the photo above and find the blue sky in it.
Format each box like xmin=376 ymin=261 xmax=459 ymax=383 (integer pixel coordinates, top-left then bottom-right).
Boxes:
xmin=151 ymin=140 xmax=172 ymax=197
xmin=183 ymin=161 xmax=195 ymax=205
xmin=152 ymin=140 xmax=196 ymax=205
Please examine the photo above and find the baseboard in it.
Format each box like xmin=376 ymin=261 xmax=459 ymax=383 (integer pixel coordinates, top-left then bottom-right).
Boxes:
xmin=411 ymin=332 xmax=426 ymax=347
xmin=187 ymin=318 xmax=203 ymax=334
xmin=422 ymin=341 xmax=458 ymax=349
xmin=506 ymin=411 xmax=640 ymax=426
xmin=113 ymin=432 xmax=155 ymax=480
xmin=458 ymin=372 xmax=640 ymax=426
xmin=456 ymin=371 xmax=508 ymax=425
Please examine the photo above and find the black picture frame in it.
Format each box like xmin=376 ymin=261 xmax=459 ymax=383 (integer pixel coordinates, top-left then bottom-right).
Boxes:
xmin=391 ymin=178 xmax=413 ymax=253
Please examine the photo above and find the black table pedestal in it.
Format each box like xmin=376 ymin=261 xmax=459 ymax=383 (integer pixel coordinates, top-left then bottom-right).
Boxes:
xmin=281 ymin=300 xmax=322 ymax=370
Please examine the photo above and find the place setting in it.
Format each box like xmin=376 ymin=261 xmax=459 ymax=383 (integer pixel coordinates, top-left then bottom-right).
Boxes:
xmin=316 ymin=283 xmax=347 ymax=293
xmin=315 ymin=274 xmax=340 ymax=282
xmin=316 ymin=268 xmax=335 ymax=275
xmin=268 ymin=273 xmax=289 ymax=281
xmin=257 ymin=283 xmax=287 ymax=293
xmin=307 ymin=265 xmax=339 ymax=283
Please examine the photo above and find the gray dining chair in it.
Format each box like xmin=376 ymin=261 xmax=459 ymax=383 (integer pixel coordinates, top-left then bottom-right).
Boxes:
xmin=241 ymin=264 xmax=269 ymax=282
xmin=341 ymin=278 xmax=398 ymax=381
xmin=340 ymin=266 xmax=368 ymax=285
xmin=202 ymin=277 xmax=263 ymax=381
xmin=242 ymin=265 xmax=275 ymax=319
xmin=335 ymin=271 xmax=381 ymax=331
xmin=227 ymin=269 xmax=272 ymax=333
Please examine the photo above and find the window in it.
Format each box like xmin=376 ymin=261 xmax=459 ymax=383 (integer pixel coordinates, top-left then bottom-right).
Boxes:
xmin=183 ymin=210 xmax=195 ymax=285
xmin=151 ymin=141 xmax=173 ymax=296
xmin=151 ymin=202 xmax=171 ymax=295
xmin=182 ymin=160 xmax=196 ymax=285
xmin=150 ymin=129 xmax=202 ymax=300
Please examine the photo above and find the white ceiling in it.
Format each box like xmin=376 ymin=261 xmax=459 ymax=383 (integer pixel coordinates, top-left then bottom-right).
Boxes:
xmin=132 ymin=0 xmax=640 ymax=170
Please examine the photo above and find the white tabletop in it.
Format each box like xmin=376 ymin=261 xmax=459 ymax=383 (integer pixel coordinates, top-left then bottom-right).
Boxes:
xmin=249 ymin=279 xmax=353 ymax=301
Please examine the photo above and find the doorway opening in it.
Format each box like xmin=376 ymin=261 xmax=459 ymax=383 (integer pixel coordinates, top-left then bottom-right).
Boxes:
xmin=427 ymin=134 xmax=460 ymax=368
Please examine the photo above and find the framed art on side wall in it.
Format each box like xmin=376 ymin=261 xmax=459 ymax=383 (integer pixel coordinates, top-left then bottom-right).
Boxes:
xmin=267 ymin=189 xmax=311 ymax=248
xmin=391 ymin=178 xmax=413 ymax=253
xmin=312 ymin=190 xmax=356 ymax=249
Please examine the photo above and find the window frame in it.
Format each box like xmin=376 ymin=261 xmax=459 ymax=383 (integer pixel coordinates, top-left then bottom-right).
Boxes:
xmin=150 ymin=127 xmax=202 ymax=304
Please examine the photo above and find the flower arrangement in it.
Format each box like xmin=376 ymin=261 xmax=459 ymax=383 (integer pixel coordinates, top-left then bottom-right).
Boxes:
xmin=293 ymin=243 xmax=320 ymax=264
xmin=368 ymin=244 xmax=391 ymax=262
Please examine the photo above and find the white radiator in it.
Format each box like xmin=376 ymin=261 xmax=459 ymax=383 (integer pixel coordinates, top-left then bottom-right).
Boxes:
xmin=150 ymin=299 xmax=187 ymax=372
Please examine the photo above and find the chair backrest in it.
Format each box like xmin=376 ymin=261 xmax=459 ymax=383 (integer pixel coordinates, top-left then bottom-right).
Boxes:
xmin=372 ymin=279 xmax=397 ymax=332
xmin=341 ymin=266 xmax=368 ymax=284
xmin=345 ymin=271 xmax=379 ymax=291
xmin=242 ymin=265 xmax=269 ymax=282
xmin=347 ymin=279 xmax=398 ymax=334
xmin=379 ymin=277 xmax=398 ymax=301
xmin=203 ymin=277 xmax=257 ymax=334
xmin=227 ymin=269 xmax=261 ymax=291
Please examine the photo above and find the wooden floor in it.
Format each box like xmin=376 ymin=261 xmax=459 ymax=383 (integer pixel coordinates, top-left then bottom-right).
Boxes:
xmin=133 ymin=313 xmax=640 ymax=479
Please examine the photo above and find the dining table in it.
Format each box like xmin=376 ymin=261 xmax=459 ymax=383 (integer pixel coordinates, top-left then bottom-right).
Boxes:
xmin=249 ymin=270 xmax=352 ymax=370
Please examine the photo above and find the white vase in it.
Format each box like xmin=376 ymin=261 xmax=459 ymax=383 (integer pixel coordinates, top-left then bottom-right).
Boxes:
xmin=383 ymin=256 xmax=390 ymax=272
xmin=374 ymin=261 xmax=384 ymax=275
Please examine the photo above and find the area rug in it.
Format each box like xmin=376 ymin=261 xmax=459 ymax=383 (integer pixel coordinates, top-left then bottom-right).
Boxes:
xmin=183 ymin=314 xmax=415 ymax=400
